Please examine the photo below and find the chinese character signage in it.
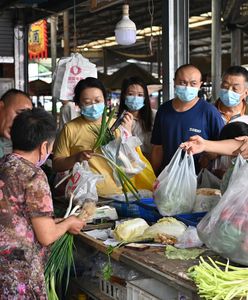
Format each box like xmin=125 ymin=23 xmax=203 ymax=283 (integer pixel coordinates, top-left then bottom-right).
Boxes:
xmin=28 ymin=20 xmax=48 ymax=60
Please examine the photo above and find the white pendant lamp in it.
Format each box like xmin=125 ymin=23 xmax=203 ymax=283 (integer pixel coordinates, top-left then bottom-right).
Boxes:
xmin=115 ymin=4 xmax=136 ymax=46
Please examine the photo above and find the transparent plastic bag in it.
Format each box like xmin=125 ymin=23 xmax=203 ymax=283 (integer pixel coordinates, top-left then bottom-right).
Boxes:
xmin=153 ymin=148 xmax=197 ymax=216
xmin=220 ymin=154 xmax=247 ymax=195
xmin=197 ymin=161 xmax=248 ymax=265
xmin=197 ymin=168 xmax=221 ymax=189
xmin=101 ymin=128 xmax=146 ymax=185
xmin=175 ymin=226 xmax=203 ymax=249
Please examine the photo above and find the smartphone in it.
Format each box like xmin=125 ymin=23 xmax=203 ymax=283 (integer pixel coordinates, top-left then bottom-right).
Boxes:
xmin=110 ymin=110 xmax=127 ymax=132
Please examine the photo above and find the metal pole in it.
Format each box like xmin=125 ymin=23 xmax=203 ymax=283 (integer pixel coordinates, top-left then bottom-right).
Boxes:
xmin=231 ymin=28 xmax=241 ymax=66
xmin=63 ymin=10 xmax=70 ymax=56
xmin=14 ymin=24 xmax=26 ymax=91
xmin=162 ymin=0 xmax=189 ymax=102
xmin=103 ymin=48 xmax=107 ymax=75
xmin=211 ymin=0 xmax=222 ymax=102
xmin=50 ymin=15 xmax=57 ymax=118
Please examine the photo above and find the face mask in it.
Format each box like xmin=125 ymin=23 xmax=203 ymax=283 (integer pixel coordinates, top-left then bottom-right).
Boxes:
xmin=175 ymin=85 xmax=199 ymax=102
xmin=125 ymin=95 xmax=145 ymax=111
xmin=81 ymin=102 xmax=104 ymax=120
xmin=219 ymin=89 xmax=241 ymax=107
xmin=36 ymin=152 xmax=50 ymax=167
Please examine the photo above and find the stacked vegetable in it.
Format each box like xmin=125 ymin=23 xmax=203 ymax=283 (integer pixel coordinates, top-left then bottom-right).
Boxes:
xmin=188 ymin=256 xmax=248 ymax=300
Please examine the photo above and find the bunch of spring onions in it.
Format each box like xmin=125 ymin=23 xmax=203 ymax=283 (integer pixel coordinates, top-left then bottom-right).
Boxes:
xmin=91 ymin=107 xmax=140 ymax=202
xmin=45 ymin=200 xmax=96 ymax=299
xmin=188 ymin=256 xmax=248 ymax=300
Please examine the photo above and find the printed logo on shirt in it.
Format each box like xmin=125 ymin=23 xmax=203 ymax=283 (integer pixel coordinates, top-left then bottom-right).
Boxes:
xmin=189 ymin=127 xmax=202 ymax=133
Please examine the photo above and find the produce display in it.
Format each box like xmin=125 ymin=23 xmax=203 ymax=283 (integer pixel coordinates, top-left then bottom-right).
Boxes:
xmin=142 ymin=217 xmax=187 ymax=241
xmin=188 ymin=257 xmax=248 ymax=300
xmin=113 ymin=218 xmax=149 ymax=242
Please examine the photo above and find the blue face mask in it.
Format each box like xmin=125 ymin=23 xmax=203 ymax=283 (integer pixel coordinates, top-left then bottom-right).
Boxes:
xmin=81 ymin=102 xmax=105 ymax=120
xmin=219 ymin=89 xmax=241 ymax=107
xmin=175 ymin=85 xmax=199 ymax=102
xmin=125 ymin=95 xmax=145 ymax=111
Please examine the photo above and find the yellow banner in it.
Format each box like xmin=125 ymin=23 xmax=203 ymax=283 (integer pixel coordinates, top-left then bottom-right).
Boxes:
xmin=28 ymin=20 xmax=48 ymax=60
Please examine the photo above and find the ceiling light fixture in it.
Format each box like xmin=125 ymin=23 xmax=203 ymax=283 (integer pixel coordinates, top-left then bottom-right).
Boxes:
xmin=115 ymin=4 xmax=136 ymax=46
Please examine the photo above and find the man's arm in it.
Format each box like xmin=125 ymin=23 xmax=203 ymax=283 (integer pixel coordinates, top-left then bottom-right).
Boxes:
xmin=151 ymin=144 xmax=163 ymax=175
xmin=181 ymin=135 xmax=243 ymax=156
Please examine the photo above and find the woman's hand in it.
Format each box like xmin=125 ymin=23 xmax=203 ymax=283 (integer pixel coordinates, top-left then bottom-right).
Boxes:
xmin=121 ymin=111 xmax=133 ymax=134
xmin=67 ymin=215 xmax=86 ymax=235
xmin=233 ymin=136 xmax=248 ymax=158
xmin=180 ymin=135 xmax=206 ymax=154
xmin=76 ymin=150 xmax=93 ymax=162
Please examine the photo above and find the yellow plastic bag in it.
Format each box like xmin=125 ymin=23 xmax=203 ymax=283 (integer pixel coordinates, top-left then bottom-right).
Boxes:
xmin=131 ymin=147 xmax=156 ymax=191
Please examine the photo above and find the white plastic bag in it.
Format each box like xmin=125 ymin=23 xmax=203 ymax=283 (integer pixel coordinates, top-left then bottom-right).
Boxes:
xmin=220 ymin=154 xmax=247 ymax=195
xmin=52 ymin=57 xmax=71 ymax=99
xmin=53 ymin=53 xmax=97 ymax=100
xmin=175 ymin=226 xmax=203 ymax=248
xmin=101 ymin=128 xmax=146 ymax=184
xmin=197 ymin=168 xmax=221 ymax=189
xmin=197 ymin=162 xmax=248 ymax=265
xmin=153 ymin=148 xmax=197 ymax=216
xmin=65 ymin=161 xmax=103 ymax=206
xmin=193 ymin=188 xmax=221 ymax=212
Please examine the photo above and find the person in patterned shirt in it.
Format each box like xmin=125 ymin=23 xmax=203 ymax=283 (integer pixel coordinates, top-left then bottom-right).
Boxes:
xmin=0 ymin=108 xmax=86 ymax=299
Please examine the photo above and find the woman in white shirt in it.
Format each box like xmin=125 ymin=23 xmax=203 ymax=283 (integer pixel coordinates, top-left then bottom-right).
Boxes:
xmin=118 ymin=76 xmax=156 ymax=161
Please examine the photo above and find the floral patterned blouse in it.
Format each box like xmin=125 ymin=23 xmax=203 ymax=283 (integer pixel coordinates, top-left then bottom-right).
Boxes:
xmin=0 ymin=153 xmax=54 ymax=299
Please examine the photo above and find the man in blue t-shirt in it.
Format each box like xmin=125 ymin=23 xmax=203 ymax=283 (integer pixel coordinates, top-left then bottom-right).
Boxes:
xmin=151 ymin=64 xmax=224 ymax=175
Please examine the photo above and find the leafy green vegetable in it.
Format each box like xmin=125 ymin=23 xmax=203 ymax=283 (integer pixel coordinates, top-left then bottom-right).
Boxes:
xmin=165 ymin=245 xmax=205 ymax=260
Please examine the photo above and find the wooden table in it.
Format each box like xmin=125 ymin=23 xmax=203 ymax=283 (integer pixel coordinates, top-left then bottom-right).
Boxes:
xmin=77 ymin=231 xmax=205 ymax=299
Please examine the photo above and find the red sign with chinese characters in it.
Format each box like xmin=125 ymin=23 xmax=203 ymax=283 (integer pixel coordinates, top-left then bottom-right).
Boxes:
xmin=28 ymin=20 xmax=48 ymax=60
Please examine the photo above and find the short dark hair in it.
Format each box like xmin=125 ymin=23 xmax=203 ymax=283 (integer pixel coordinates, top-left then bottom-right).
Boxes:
xmin=118 ymin=76 xmax=152 ymax=132
xmin=222 ymin=66 xmax=248 ymax=83
xmin=73 ymin=77 xmax=107 ymax=106
xmin=1 ymin=88 xmax=31 ymax=103
xmin=174 ymin=64 xmax=202 ymax=81
xmin=219 ymin=121 xmax=248 ymax=140
xmin=11 ymin=108 xmax=56 ymax=151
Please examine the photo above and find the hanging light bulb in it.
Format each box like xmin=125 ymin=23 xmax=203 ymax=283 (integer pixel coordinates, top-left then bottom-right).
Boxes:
xmin=115 ymin=4 xmax=136 ymax=46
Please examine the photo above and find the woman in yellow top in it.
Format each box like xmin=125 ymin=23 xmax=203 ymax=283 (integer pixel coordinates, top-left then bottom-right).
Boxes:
xmin=53 ymin=77 xmax=155 ymax=198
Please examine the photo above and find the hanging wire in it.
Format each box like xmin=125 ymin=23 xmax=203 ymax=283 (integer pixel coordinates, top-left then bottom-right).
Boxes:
xmin=148 ymin=0 xmax=154 ymax=55
xmin=73 ymin=0 xmax=77 ymax=52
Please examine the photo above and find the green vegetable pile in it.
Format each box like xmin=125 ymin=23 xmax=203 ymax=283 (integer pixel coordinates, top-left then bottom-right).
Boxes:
xmin=188 ymin=256 xmax=248 ymax=300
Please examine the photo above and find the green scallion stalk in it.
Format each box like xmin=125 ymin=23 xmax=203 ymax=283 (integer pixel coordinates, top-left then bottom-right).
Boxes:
xmin=188 ymin=256 xmax=248 ymax=300
xmin=92 ymin=152 xmax=140 ymax=201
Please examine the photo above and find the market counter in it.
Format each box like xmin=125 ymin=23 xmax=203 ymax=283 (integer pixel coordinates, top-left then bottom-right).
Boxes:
xmin=77 ymin=231 xmax=203 ymax=299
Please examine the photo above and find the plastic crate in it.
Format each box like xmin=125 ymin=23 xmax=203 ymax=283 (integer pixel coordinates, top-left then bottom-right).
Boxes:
xmin=99 ymin=276 xmax=127 ymax=300
xmin=112 ymin=198 xmax=161 ymax=222
xmin=126 ymin=278 xmax=178 ymax=300
xmin=174 ymin=212 xmax=207 ymax=227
